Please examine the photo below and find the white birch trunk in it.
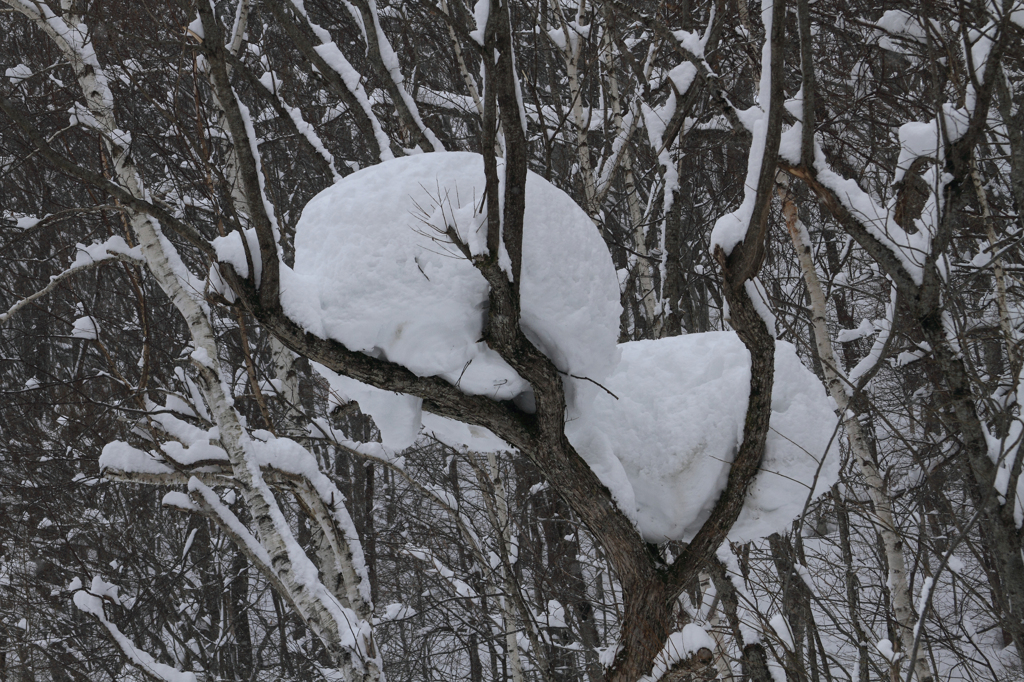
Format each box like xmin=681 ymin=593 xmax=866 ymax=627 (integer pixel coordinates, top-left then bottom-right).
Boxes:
xmin=778 ymin=180 xmax=932 ymax=682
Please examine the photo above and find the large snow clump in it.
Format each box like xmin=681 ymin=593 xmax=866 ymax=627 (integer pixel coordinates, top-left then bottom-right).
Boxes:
xmin=284 ymin=151 xmax=622 ymax=408
xmin=567 ymin=332 xmax=839 ymax=543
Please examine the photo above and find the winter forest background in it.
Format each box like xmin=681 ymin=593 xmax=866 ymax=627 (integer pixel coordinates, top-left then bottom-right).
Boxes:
xmin=2 ymin=0 xmax=1024 ymax=681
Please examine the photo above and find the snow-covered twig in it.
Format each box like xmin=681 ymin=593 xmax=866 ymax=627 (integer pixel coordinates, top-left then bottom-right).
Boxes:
xmin=0 ymin=238 xmax=143 ymax=324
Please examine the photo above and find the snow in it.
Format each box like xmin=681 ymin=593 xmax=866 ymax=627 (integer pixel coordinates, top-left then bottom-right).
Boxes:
xmin=770 ymin=613 xmax=794 ymax=651
xmin=543 ymin=599 xmax=567 ymax=629
xmin=313 ymin=361 xmax=422 ymax=449
xmin=894 ymin=120 xmax=939 ymax=184
xmin=71 ymin=316 xmax=99 ymax=340
xmin=875 ymin=638 xmax=899 ymax=664
xmin=162 ymin=491 xmax=198 ymax=512
xmin=163 ymin=440 xmax=230 ymax=467
xmin=100 ymin=441 xmax=173 ymax=475
xmin=15 ymin=215 xmax=43 ymax=229
xmin=744 ymin=277 xmax=778 ymax=336
xmin=643 ymin=624 xmax=715 ymax=682
xmin=567 ymin=332 xmax=839 ymax=543
xmin=69 ymin=235 xmax=143 ymax=269
xmin=778 ymin=122 xmax=803 ymax=164
xmin=673 ymin=30 xmax=705 ymax=58
xmin=469 ymin=0 xmax=489 ymax=45
xmin=211 ymin=230 xmax=259 ymax=281
xmin=836 ymin=318 xmax=876 ymax=343
xmin=668 ymin=62 xmax=698 ymax=96
xmin=5 ymin=63 xmax=33 ymax=84
xmin=546 ymin=28 xmax=567 ymax=50
xmin=89 ymin=576 xmax=121 ymax=605
xmin=420 ymin=413 xmax=510 ymax=453
xmin=286 ymin=152 xmax=621 ymax=405
xmin=314 ymin=358 xmax=513 ymax=452
xmin=186 ymin=14 xmax=204 ymax=40
xmin=376 ymin=602 xmax=416 ymax=623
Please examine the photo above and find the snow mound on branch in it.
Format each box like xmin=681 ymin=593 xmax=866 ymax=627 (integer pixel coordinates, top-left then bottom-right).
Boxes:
xmin=71 ymin=316 xmax=99 ymax=340
xmin=569 ymin=332 xmax=839 ymax=543
xmin=285 ymin=151 xmax=621 ymax=404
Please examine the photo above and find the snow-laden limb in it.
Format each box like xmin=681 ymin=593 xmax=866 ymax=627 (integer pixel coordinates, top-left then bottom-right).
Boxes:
xmin=102 ymin=433 xmax=375 ymax=621
xmin=438 ymin=0 xmax=484 ymax=117
xmin=847 ymin=284 xmax=896 ymax=388
xmin=785 ymin=148 xmax=929 ymax=288
xmin=231 ymin=89 xmax=281 ymax=258
xmin=254 ymin=436 xmax=373 ymax=616
xmin=256 ymin=70 xmax=342 ymax=183
xmin=595 ymin=106 xmax=638 ymax=204
xmin=265 ymin=0 xmax=392 ymax=163
xmin=73 ymin=583 xmax=197 ymax=682
xmin=0 ymin=236 xmax=143 ymax=324
xmin=352 ymin=0 xmax=444 ymax=152
xmin=990 ymin=363 xmax=1024 ymax=524
xmin=175 ymin=478 xmax=311 ymax=619
xmin=709 ymin=0 xmax=780 ymax=257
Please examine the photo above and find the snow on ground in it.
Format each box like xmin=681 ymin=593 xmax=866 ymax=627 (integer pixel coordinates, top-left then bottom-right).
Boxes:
xmin=284 ymin=151 xmax=621 ymax=406
xmin=568 ymin=332 xmax=839 ymax=543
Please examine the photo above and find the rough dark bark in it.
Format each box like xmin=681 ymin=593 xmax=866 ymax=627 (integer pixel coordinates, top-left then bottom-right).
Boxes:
xmin=229 ymin=548 xmax=255 ymax=680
